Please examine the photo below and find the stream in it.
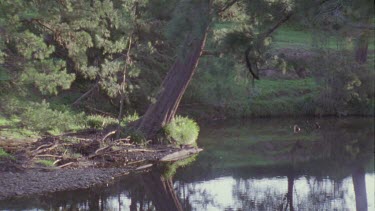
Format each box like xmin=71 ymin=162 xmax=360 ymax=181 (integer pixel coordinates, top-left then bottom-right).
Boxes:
xmin=0 ymin=117 xmax=374 ymax=211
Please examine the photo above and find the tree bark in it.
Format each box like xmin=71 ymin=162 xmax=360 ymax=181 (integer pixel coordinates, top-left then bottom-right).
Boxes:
xmin=136 ymin=24 xmax=209 ymax=139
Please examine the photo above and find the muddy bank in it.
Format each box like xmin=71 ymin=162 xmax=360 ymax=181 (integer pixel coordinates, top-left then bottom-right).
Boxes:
xmin=0 ymin=168 xmax=131 ymax=200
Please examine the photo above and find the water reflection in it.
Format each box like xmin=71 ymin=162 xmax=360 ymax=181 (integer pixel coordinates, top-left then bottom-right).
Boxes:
xmin=0 ymin=118 xmax=373 ymax=211
xmin=352 ymin=167 xmax=368 ymax=211
xmin=140 ymin=170 xmax=183 ymax=211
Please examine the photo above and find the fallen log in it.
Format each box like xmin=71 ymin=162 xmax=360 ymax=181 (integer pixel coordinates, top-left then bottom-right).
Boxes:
xmin=159 ymin=148 xmax=203 ymax=162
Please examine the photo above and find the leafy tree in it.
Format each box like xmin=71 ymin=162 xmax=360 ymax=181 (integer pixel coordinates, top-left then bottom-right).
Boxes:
xmin=0 ymin=0 xmax=175 ymax=127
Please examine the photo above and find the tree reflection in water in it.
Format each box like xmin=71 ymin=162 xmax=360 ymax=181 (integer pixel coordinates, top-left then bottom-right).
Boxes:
xmin=352 ymin=167 xmax=368 ymax=211
xmin=173 ymin=118 xmax=373 ymax=210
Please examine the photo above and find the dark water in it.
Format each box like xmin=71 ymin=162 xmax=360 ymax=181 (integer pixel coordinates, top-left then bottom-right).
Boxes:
xmin=1 ymin=118 xmax=374 ymax=211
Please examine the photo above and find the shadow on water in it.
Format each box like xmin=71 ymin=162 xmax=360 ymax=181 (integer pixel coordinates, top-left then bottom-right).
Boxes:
xmin=0 ymin=117 xmax=373 ymax=210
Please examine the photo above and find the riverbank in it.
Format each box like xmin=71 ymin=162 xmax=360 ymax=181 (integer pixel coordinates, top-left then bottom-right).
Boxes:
xmin=0 ymin=168 xmax=131 ymax=200
xmin=0 ymin=129 xmax=202 ymax=200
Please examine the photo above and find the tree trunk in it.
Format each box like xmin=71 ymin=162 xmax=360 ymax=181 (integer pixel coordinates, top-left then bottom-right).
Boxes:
xmin=355 ymin=32 xmax=369 ymax=64
xmin=136 ymin=27 xmax=209 ymax=139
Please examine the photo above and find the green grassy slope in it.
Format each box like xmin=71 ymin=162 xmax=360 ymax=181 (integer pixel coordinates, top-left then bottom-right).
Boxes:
xmin=184 ymin=24 xmax=374 ymax=118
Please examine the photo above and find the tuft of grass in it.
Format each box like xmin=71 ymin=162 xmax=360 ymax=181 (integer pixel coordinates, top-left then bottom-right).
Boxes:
xmin=35 ymin=159 xmax=55 ymax=167
xmin=121 ymin=112 xmax=139 ymax=126
xmin=0 ymin=148 xmax=13 ymax=159
xmin=164 ymin=116 xmax=200 ymax=146
xmin=86 ymin=115 xmax=118 ymax=129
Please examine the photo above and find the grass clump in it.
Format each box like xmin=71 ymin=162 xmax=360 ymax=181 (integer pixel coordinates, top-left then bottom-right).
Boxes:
xmin=164 ymin=116 xmax=200 ymax=146
xmin=86 ymin=115 xmax=118 ymax=129
xmin=0 ymin=148 xmax=13 ymax=159
xmin=121 ymin=113 xmax=139 ymax=126
xmin=86 ymin=113 xmax=139 ymax=129
xmin=35 ymin=159 xmax=55 ymax=167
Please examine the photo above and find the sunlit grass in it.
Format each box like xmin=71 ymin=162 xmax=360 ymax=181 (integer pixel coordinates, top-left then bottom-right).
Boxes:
xmin=164 ymin=116 xmax=200 ymax=146
xmin=35 ymin=159 xmax=55 ymax=167
xmin=273 ymin=26 xmax=375 ymax=51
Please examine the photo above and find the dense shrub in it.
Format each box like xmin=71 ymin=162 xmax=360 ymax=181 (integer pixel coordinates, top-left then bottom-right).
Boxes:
xmin=311 ymin=51 xmax=374 ymax=116
xmin=20 ymin=101 xmax=85 ymax=134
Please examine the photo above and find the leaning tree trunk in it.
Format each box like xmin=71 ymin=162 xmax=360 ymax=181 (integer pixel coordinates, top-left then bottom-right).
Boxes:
xmin=136 ymin=27 xmax=209 ymax=139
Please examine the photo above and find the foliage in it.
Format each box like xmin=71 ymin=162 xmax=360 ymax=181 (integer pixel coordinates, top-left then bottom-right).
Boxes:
xmin=0 ymin=0 xmax=175 ymax=136
xmin=35 ymin=159 xmax=55 ymax=167
xmin=311 ymin=50 xmax=374 ymax=116
xmin=1 ymin=96 xmax=85 ymax=135
xmin=0 ymin=0 xmax=171 ymax=109
xmin=86 ymin=115 xmax=118 ymax=129
xmin=0 ymin=148 xmax=13 ymax=159
xmin=164 ymin=116 xmax=200 ymax=146
xmin=121 ymin=112 xmax=140 ymax=126
xmin=185 ymin=50 xmax=320 ymax=118
xmin=86 ymin=113 xmax=139 ymax=129
xmin=0 ymin=0 xmax=374 ymax=141
xmin=19 ymin=101 xmax=85 ymax=134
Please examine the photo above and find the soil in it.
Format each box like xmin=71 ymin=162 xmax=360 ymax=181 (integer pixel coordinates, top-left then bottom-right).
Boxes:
xmin=0 ymin=129 xmax=201 ymax=200
xmin=0 ymin=168 xmax=131 ymax=200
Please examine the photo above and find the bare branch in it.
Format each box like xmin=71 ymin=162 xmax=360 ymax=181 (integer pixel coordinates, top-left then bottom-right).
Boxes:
xmin=217 ymin=0 xmax=240 ymax=15
xmin=72 ymin=82 xmax=99 ymax=105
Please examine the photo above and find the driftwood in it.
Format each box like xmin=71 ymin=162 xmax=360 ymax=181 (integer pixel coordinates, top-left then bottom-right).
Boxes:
xmin=34 ymin=154 xmax=63 ymax=158
xmin=135 ymin=163 xmax=153 ymax=171
xmin=127 ymin=159 xmax=146 ymax=165
xmin=32 ymin=143 xmax=58 ymax=155
xmin=113 ymin=136 xmax=131 ymax=143
xmin=159 ymin=148 xmax=203 ymax=162
xmin=101 ymin=130 xmax=116 ymax=142
xmin=52 ymin=159 xmax=61 ymax=165
xmin=57 ymin=162 xmax=75 ymax=168
xmin=32 ymin=143 xmax=54 ymax=152
xmin=126 ymin=149 xmax=161 ymax=153
xmin=94 ymin=146 xmax=111 ymax=154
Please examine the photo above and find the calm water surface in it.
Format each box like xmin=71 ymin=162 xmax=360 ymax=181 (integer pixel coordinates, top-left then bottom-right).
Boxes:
xmin=1 ymin=118 xmax=374 ymax=211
